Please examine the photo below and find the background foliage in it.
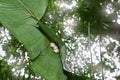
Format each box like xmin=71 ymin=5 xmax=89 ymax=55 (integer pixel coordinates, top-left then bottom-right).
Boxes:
xmin=0 ymin=0 xmax=120 ymax=80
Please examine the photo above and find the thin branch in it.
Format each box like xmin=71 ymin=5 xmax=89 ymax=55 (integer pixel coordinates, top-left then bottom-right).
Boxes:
xmin=99 ymin=35 xmax=104 ymax=80
xmin=88 ymin=23 xmax=94 ymax=79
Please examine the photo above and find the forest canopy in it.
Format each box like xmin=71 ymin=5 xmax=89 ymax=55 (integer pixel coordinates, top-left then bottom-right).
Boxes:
xmin=0 ymin=0 xmax=120 ymax=80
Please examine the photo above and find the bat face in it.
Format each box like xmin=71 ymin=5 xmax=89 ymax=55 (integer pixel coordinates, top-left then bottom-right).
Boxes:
xmin=50 ymin=42 xmax=59 ymax=53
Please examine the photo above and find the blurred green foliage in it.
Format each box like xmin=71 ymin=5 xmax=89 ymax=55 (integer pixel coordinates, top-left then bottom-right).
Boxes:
xmin=0 ymin=0 xmax=120 ymax=80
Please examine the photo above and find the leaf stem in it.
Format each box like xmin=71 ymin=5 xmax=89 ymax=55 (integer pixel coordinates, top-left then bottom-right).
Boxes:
xmin=18 ymin=0 xmax=37 ymax=20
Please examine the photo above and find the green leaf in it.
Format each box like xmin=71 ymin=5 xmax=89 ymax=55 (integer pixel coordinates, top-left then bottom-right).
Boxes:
xmin=60 ymin=45 xmax=66 ymax=64
xmin=38 ymin=21 xmax=67 ymax=65
xmin=0 ymin=0 xmax=66 ymax=80
xmin=31 ymin=47 xmax=66 ymax=80
xmin=0 ymin=0 xmax=49 ymax=60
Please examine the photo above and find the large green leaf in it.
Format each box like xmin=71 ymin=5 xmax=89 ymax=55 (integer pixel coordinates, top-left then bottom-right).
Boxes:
xmin=0 ymin=0 xmax=66 ymax=80
xmin=0 ymin=0 xmax=48 ymax=60
xmin=31 ymin=47 xmax=66 ymax=80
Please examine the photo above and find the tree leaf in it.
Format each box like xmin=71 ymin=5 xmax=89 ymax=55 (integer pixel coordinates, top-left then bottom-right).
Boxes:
xmin=0 ymin=0 xmax=66 ymax=80
xmin=0 ymin=0 xmax=49 ymax=59
xmin=31 ymin=47 xmax=66 ymax=80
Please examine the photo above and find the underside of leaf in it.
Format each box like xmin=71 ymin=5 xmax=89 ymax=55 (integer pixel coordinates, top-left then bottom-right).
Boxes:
xmin=0 ymin=0 xmax=67 ymax=80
